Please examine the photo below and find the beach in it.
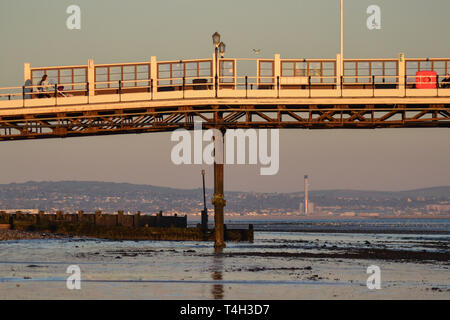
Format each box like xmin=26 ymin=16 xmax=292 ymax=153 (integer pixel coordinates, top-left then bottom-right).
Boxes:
xmin=0 ymin=219 xmax=448 ymax=300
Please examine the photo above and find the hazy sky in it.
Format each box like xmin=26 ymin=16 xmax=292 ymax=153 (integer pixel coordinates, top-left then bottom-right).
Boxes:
xmin=0 ymin=0 xmax=449 ymax=192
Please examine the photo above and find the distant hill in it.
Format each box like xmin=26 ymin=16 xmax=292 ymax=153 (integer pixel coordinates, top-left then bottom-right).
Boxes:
xmin=0 ymin=181 xmax=449 ymax=215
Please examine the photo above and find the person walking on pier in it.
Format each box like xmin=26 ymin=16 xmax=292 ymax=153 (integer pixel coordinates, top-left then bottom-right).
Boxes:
xmin=38 ymin=74 xmax=51 ymax=98
xmin=442 ymin=73 xmax=450 ymax=88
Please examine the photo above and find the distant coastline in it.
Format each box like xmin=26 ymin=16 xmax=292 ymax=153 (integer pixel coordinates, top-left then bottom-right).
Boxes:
xmin=1 ymin=181 xmax=449 ymax=219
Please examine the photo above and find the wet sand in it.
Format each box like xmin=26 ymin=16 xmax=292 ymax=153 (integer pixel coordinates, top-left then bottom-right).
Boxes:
xmin=1 ymin=279 xmax=448 ymax=300
xmin=0 ymin=231 xmax=448 ymax=300
xmin=217 ymin=247 xmax=450 ymax=262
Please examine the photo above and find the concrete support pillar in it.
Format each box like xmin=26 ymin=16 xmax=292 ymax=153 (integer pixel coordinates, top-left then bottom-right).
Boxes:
xmin=398 ymin=53 xmax=406 ymax=97
xmin=88 ymin=59 xmax=95 ymax=97
xmin=212 ymin=121 xmax=226 ymax=251
xmin=213 ymin=160 xmax=225 ymax=250
xmin=336 ymin=53 xmax=342 ymax=96
xmin=151 ymin=56 xmax=158 ymax=96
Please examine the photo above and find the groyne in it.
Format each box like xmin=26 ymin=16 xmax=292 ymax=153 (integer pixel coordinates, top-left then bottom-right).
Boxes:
xmin=0 ymin=210 xmax=253 ymax=242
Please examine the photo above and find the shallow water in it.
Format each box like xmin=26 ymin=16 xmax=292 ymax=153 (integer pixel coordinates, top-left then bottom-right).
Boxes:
xmin=215 ymin=218 xmax=450 ymax=233
xmin=0 ymin=228 xmax=448 ymax=299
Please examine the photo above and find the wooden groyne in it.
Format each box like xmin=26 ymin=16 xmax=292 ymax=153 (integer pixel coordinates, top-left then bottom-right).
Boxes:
xmin=0 ymin=210 xmax=253 ymax=242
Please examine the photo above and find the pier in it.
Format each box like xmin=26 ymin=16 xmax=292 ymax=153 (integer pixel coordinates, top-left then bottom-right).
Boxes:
xmin=0 ymin=50 xmax=449 ymax=248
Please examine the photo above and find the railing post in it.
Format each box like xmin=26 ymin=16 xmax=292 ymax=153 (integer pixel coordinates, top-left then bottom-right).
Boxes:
xmin=150 ymin=79 xmax=153 ymax=100
xmin=274 ymin=54 xmax=281 ymax=98
xmin=405 ymin=74 xmax=407 ymax=97
xmin=245 ymin=76 xmax=248 ymax=98
xmin=54 ymin=84 xmax=57 ymax=106
xmin=214 ymin=49 xmax=219 ymax=98
xmin=182 ymin=76 xmax=185 ymax=99
xmin=398 ymin=53 xmax=406 ymax=97
xmin=336 ymin=53 xmax=342 ymax=97
xmin=151 ymin=56 xmax=158 ymax=98
xmin=436 ymin=74 xmax=439 ymax=97
xmin=23 ymin=62 xmax=31 ymax=107
xmin=88 ymin=59 xmax=95 ymax=100
xmin=215 ymin=74 xmax=218 ymax=98
xmin=308 ymin=76 xmax=311 ymax=98
xmin=24 ymin=63 xmax=31 ymax=84
xmin=372 ymin=75 xmax=375 ymax=97
xmin=118 ymin=80 xmax=122 ymax=102
xmin=277 ymin=75 xmax=280 ymax=99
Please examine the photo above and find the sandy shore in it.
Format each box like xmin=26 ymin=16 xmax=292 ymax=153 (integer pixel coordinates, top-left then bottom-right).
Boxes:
xmin=0 ymin=231 xmax=448 ymax=300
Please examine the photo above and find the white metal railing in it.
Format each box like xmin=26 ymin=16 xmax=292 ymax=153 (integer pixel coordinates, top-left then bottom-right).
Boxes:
xmin=0 ymin=83 xmax=88 ymax=101
xmin=1 ymin=71 xmax=450 ymax=107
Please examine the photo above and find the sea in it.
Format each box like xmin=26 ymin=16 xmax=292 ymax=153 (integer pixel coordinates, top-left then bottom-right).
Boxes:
xmin=0 ymin=218 xmax=449 ymax=300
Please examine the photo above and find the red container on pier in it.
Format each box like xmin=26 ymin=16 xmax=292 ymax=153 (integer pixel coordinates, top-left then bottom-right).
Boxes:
xmin=416 ymin=70 xmax=437 ymax=89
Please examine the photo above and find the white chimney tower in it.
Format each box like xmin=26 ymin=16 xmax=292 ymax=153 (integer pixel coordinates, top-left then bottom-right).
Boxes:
xmin=304 ymin=175 xmax=309 ymax=215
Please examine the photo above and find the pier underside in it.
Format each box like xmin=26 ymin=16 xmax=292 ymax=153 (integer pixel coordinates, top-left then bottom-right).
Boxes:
xmin=1 ymin=101 xmax=449 ymax=141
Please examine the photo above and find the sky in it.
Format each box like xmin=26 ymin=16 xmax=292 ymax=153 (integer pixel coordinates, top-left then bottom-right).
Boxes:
xmin=0 ymin=0 xmax=449 ymax=193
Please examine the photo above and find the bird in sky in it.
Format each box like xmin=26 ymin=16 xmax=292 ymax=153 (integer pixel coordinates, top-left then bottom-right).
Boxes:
xmin=252 ymin=49 xmax=261 ymax=55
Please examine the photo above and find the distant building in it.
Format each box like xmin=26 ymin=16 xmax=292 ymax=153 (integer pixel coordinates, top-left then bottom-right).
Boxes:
xmin=299 ymin=202 xmax=303 ymax=214
xmin=298 ymin=175 xmax=315 ymax=215
xmin=304 ymin=175 xmax=309 ymax=215
xmin=308 ymin=202 xmax=314 ymax=214
xmin=298 ymin=201 xmax=315 ymax=215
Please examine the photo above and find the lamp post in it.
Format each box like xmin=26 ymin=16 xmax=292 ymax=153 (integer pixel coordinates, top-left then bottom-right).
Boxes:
xmin=201 ymin=169 xmax=208 ymax=233
xmin=212 ymin=32 xmax=226 ymax=98
xmin=340 ymin=0 xmax=344 ymax=74
xmin=212 ymin=32 xmax=221 ymax=97
xmin=211 ymin=32 xmax=226 ymax=251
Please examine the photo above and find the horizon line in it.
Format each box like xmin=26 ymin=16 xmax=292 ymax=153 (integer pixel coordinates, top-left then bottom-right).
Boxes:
xmin=1 ymin=180 xmax=449 ymax=194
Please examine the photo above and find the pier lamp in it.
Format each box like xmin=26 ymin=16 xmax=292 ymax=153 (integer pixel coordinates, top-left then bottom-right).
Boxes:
xmin=340 ymin=0 xmax=344 ymax=73
xmin=212 ymin=32 xmax=222 ymax=97
xmin=219 ymin=42 xmax=226 ymax=58
xmin=212 ymin=32 xmax=221 ymax=48
xmin=218 ymin=42 xmax=226 ymax=88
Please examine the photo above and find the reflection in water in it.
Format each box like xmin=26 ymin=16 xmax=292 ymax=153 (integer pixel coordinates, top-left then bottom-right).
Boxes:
xmin=211 ymin=251 xmax=224 ymax=300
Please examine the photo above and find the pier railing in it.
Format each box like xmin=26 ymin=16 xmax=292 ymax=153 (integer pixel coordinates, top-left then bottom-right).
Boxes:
xmin=1 ymin=54 xmax=450 ymax=108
